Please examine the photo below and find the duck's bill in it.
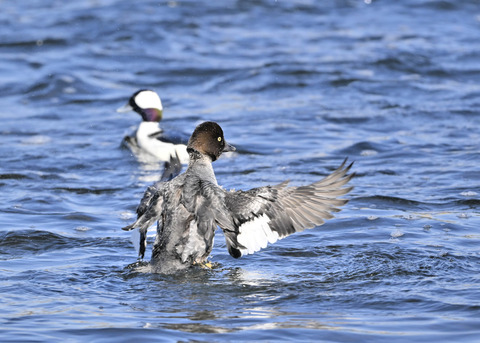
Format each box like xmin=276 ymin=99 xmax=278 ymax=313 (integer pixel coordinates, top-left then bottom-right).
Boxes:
xmin=116 ymin=103 xmax=133 ymax=113
xmin=223 ymin=142 xmax=236 ymax=152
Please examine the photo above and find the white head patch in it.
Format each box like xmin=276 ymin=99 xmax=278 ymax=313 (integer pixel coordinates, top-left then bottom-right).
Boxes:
xmin=135 ymin=90 xmax=163 ymax=110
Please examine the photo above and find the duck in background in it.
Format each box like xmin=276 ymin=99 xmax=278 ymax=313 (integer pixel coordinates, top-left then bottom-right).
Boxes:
xmin=117 ymin=89 xmax=190 ymax=165
xmin=123 ymin=121 xmax=354 ymax=273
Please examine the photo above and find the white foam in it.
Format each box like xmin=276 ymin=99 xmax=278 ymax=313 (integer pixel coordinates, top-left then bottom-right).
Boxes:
xmin=390 ymin=229 xmax=404 ymax=238
xmin=74 ymin=226 xmax=91 ymax=232
xmin=21 ymin=135 xmax=51 ymax=145
xmin=460 ymin=191 xmax=477 ymax=197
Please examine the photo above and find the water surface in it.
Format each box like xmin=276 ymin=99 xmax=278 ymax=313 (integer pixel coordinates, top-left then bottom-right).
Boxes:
xmin=1 ymin=1 xmax=479 ymax=342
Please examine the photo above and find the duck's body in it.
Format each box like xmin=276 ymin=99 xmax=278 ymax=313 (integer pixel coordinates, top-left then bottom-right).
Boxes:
xmin=129 ymin=121 xmax=189 ymax=163
xmin=118 ymin=89 xmax=189 ymax=164
xmin=141 ymin=155 xmax=219 ymax=273
xmin=123 ymin=121 xmax=354 ymax=274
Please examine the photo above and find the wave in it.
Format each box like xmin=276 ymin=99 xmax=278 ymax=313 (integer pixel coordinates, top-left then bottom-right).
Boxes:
xmin=0 ymin=229 xmax=133 ymax=260
xmin=0 ymin=230 xmax=78 ymax=257
xmin=0 ymin=173 xmax=31 ymax=180
xmin=354 ymin=195 xmax=480 ymax=215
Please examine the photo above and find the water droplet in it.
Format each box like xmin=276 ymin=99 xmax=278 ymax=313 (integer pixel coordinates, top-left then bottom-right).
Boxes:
xmin=390 ymin=229 xmax=404 ymax=238
xmin=360 ymin=149 xmax=378 ymax=156
xmin=60 ymin=75 xmax=75 ymax=83
xmin=63 ymin=87 xmax=76 ymax=94
xmin=21 ymin=135 xmax=52 ymax=145
xmin=120 ymin=211 xmax=135 ymax=220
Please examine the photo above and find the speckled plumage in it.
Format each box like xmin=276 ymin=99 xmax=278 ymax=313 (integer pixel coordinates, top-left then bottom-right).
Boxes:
xmin=123 ymin=121 xmax=354 ymax=274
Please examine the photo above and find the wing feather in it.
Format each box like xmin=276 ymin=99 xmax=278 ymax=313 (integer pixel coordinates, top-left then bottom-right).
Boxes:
xmin=215 ymin=160 xmax=355 ymax=258
xmin=122 ymin=182 xmax=167 ymax=259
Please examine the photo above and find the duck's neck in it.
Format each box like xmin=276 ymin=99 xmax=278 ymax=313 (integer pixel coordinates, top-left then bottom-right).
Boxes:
xmin=187 ymin=151 xmax=217 ymax=185
xmin=140 ymin=108 xmax=163 ymax=122
xmin=137 ymin=121 xmax=160 ymax=135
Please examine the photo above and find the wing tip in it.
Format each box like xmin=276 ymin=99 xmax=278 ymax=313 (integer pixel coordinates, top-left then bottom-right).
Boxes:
xmin=228 ymin=246 xmax=242 ymax=259
xmin=122 ymin=224 xmax=135 ymax=231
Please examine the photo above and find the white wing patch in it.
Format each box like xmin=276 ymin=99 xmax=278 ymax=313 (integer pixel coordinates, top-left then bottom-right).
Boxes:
xmin=237 ymin=214 xmax=280 ymax=256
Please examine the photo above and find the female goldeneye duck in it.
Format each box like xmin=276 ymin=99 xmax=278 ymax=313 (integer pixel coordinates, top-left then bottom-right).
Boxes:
xmin=117 ymin=89 xmax=189 ymax=164
xmin=123 ymin=121 xmax=355 ymax=274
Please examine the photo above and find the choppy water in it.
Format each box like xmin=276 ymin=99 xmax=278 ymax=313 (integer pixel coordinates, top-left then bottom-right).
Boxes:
xmin=1 ymin=0 xmax=480 ymax=342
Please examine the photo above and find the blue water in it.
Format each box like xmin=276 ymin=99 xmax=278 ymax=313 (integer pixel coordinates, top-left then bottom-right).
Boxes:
xmin=1 ymin=0 xmax=480 ymax=342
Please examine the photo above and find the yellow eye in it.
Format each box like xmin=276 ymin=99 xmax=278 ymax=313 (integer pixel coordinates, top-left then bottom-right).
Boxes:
xmin=218 ymin=137 xmax=222 ymax=142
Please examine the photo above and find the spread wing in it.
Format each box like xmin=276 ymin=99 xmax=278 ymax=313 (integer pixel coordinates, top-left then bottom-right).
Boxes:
xmin=160 ymin=151 xmax=182 ymax=182
xmin=122 ymin=182 xmax=166 ymax=258
xmin=215 ymin=159 xmax=354 ymax=258
xmin=124 ymin=181 xmax=167 ymax=230
xmin=121 ymin=153 xmax=182 ymax=259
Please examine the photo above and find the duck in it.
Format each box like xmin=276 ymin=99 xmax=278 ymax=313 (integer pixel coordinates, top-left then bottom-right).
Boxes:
xmin=122 ymin=121 xmax=354 ymax=274
xmin=117 ymin=89 xmax=189 ymax=164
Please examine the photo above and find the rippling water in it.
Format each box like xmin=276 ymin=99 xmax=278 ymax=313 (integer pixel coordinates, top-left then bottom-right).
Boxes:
xmin=1 ymin=0 xmax=480 ymax=342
